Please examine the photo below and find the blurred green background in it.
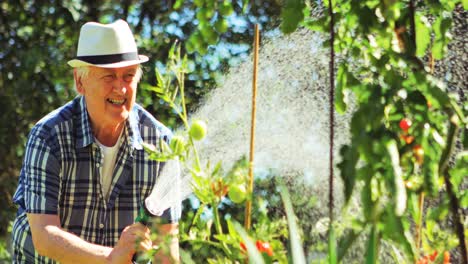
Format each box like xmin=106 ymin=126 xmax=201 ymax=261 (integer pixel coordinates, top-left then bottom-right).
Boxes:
xmin=0 ymin=0 xmax=284 ymax=260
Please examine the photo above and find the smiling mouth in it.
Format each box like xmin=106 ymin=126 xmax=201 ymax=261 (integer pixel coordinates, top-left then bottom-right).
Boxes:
xmin=107 ymin=98 xmax=126 ymax=105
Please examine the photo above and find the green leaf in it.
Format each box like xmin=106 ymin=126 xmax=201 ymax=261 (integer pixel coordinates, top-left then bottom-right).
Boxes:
xmin=382 ymin=209 xmax=415 ymax=259
xmin=280 ymin=0 xmax=306 ymax=34
xmin=328 ymin=224 xmax=337 ymax=264
xmin=415 ymin=13 xmax=431 ymax=57
xmin=432 ymin=16 xmax=452 ymax=60
xmin=173 ymin=0 xmax=183 ymax=9
xmin=242 ymin=0 xmax=249 ymax=13
xmin=338 ymin=228 xmax=364 ymax=262
xmin=461 ymin=191 xmax=468 ymax=208
xmin=155 ymin=70 xmax=165 ymax=90
xmin=336 ymin=65 xmax=348 ymax=114
xmin=449 ymin=151 xmax=468 ymax=187
xmin=463 ymin=0 xmax=468 ymax=9
xmin=385 ymin=139 xmax=407 ymax=216
xmin=338 ymin=145 xmax=359 ymax=204
xmin=304 ymin=16 xmax=330 ymax=32
xmin=365 ymin=225 xmax=378 ymax=264
xmin=432 ymin=40 xmax=445 ymax=60
xmin=279 ymin=183 xmax=307 ymax=264
xmin=218 ymin=1 xmax=234 ymax=16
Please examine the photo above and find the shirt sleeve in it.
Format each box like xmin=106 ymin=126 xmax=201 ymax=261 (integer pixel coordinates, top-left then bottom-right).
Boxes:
xmin=23 ymin=128 xmax=61 ymax=214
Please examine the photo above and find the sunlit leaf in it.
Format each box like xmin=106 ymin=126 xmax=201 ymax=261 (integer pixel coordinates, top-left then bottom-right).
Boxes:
xmin=278 ymin=183 xmax=306 ymax=264
xmin=280 ymin=0 xmax=306 ymax=34
xmin=365 ymin=226 xmax=378 ymax=264
xmin=385 ymin=139 xmax=407 ymax=216
xmin=173 ymin=0 xmax=183 ymax=9
xmin=328 ymin=224 xmax=338 ymax=264
xmin=304 ymin=16 xmax=330 ymax=32
xmin=415 ymin=13 xmax=431 ymax=57
xmin=432 ymin=16 xmax=452 ymax=59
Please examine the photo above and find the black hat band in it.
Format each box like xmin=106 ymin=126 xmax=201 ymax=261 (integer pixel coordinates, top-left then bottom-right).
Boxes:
xmin=76 ymin=52 xmax=139 ymax=65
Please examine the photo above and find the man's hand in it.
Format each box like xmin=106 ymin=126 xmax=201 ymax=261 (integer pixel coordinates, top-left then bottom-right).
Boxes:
xmin=152 ymin=223 xmax=179 ymax=264
xmin=109 ymin=223 xmax=153 ymax=264
xmin=27 ymin=213 xmax=112 ymax=263
xmin=27 ymin=214 xmax=154 ymax=264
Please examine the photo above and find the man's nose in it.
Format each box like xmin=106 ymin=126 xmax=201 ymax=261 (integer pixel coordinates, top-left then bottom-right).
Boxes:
xmin=113 ymin=79 xmax=127 ymax=94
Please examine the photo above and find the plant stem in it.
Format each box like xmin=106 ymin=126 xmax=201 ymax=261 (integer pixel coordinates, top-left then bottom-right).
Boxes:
xmin=179 ymin=238 xmax=224 ymax=249
xmin=211 ymin=202 xmax=233 ymax=256
xmin=187 ymin=203 xmax=205 ymax=233
xmin=179 ymin=66 xmax=188 ymax=127
xmin=409 ymin=0 xmax=416 ymax=55
xmin=189 ymin=137 xmax=201 ymax=170
xmin=440 ymin=116 xmax=467 ymax=264
xmin=414 ymin=192 xmax=425 ymax=257
xmin=212 ymin=202 xmax=223 ymax=235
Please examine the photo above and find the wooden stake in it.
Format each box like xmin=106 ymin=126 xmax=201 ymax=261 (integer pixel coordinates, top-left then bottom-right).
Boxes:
xmin=244 ymin=24 xmax=260 ymax=230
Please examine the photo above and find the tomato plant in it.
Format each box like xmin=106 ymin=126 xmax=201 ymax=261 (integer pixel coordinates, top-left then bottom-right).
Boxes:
xmin=142 ymin=45 xmax=293 ymax=264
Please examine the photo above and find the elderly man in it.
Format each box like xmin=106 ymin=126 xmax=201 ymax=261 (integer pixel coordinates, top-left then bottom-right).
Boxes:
xmin=11 ymin=20 xmax=180 ymax=263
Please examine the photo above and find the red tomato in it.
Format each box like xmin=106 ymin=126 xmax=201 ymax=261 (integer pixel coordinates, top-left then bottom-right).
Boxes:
xmin=399 ymin=118 xmax=412 ymax=131
xmin=240 ymin=242 xmax=247 ymax=251
xmin=443 ymin=251 xmax=450 ymax=264
xmin=429 ymin=250 xmax=438 ymax=261
xmin=400 ymin=134 xmax=415 ymax=144
xmin=256 ymin=240 xmax=273 ymax=256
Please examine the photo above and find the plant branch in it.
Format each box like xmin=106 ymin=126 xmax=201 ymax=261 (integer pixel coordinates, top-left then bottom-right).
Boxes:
xmin=409 ymin=0 xmax=416 ymax=55
xmin=187 ymin=203 xmax=205 ymax=233
xmin=440 ymin=115 xmax=467 ymax=264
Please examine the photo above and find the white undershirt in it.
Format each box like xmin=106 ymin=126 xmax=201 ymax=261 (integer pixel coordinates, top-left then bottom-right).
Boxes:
xmin=95 ymin=133 xmax=123 ymax=200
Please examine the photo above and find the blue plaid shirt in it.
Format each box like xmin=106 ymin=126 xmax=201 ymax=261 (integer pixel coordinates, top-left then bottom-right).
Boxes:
xmin=11 ymin=96 xmax=180 ymax=263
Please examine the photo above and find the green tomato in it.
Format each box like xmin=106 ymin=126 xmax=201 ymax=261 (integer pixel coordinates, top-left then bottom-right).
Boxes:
xmin=169 ymin=135 xmax=185 ymax=155
xmin=228 ymin=184 xmax=247 ymax=204
xmin=200 ymin=25 xmax=218 ymax=45
xmin=189 ymin=120 xmax=207 ymax=141
xmin=214 ymin=19 xmax=229 ymax=33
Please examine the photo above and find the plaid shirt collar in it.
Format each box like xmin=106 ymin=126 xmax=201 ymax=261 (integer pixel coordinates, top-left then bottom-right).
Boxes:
xmin=75 ymin=96 xmax=143 ymax=150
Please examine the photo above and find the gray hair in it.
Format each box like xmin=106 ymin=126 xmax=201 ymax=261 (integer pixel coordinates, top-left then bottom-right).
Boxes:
xmin=74 ymin=65 xmax=144 ymax=85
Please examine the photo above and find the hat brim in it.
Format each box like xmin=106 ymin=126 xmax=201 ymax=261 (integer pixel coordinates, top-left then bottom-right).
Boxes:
xmin=68 ymin=55 xmax=149 ymax=68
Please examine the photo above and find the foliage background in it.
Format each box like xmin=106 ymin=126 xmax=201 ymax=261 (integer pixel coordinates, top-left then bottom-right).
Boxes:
xmin=0 ymin=0 xmax=466 ymax=263
xmin=0 ymin=0 xmax=283 ymax=260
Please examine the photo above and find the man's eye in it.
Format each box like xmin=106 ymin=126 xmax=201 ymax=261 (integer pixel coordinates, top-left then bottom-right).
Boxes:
xmin=102 ymin=75 xmax=115 ymax=81
xmin=124 ymin=74 xmax=135 ymax=82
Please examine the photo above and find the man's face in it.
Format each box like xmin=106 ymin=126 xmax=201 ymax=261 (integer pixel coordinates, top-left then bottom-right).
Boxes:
xmin=75 ymin=65 xmax=140 ymax=129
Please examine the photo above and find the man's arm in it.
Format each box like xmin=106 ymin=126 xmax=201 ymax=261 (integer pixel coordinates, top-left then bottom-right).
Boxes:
xmin=152 ymin=223 xmax=180 ymax=264
xmin=28 ymin=214 xmax=152 ymax=264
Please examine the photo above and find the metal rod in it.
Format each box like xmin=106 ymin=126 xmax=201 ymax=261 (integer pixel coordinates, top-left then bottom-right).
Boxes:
xmin=244 ymin=24 xmax=260 ymax=230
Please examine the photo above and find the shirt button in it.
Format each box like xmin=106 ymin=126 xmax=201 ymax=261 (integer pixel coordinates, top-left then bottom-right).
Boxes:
xmin=99 ymin=223 xmax=104 ymax=229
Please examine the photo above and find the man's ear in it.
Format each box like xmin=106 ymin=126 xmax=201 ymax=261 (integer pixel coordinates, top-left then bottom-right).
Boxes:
xmin=73 ymin=69 xmax=84 ymax=94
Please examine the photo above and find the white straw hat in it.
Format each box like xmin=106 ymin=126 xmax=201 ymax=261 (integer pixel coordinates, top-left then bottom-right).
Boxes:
xmin=68 ymin=19 xmax=149 ymax=68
